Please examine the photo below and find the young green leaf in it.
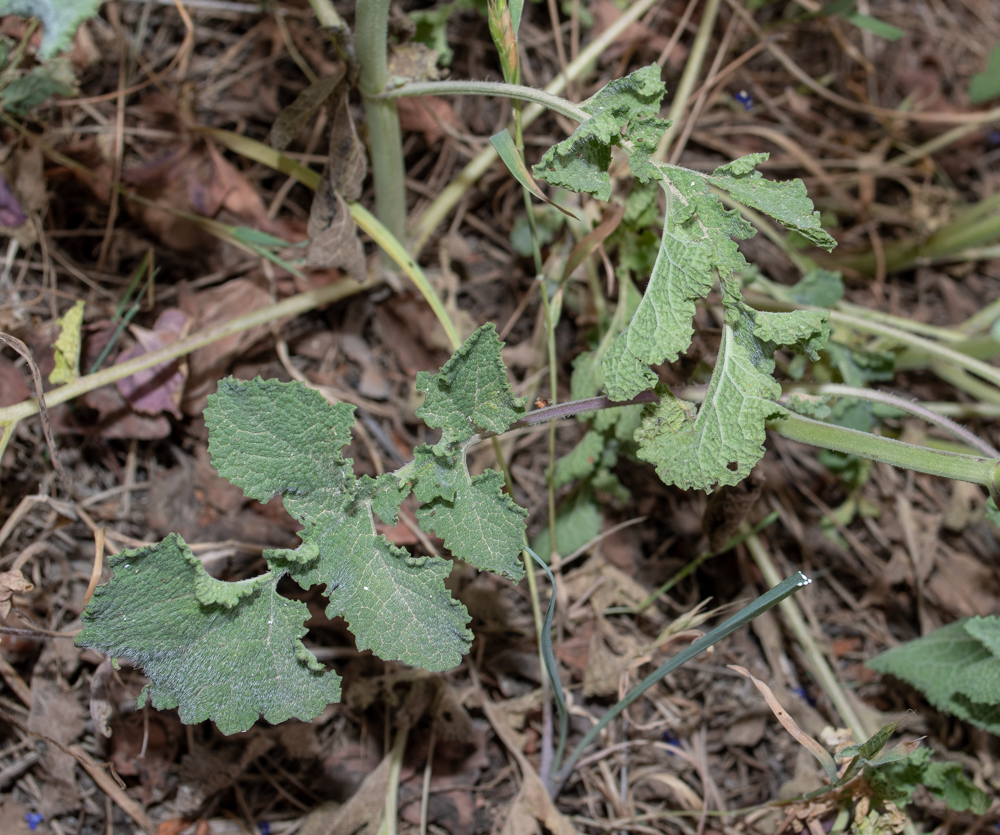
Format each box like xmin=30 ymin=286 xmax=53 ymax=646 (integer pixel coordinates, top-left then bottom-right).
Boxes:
xmin=416 ymin=323 xmax=527 ymax=444
xmin=410 ymin=447 xmax=527 ymax=580
xmin=408 ymin=324 xmax=528 ymax=580
xmin=868 ymin=747 xmax=990 ymax=814
xmin=533 ymin=64 xmax=669 ymax=200
xmin=205 ymin=377 xmax=475 ymax=672
xmin=76 ymin=535 xmax=340 ymax=736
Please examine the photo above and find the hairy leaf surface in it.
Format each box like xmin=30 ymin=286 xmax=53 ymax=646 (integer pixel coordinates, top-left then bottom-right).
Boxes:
xmin=416 ymin=324 xmax=526 ymax=444
xmin=205 ymin=377 xmax=473 ymax=670
xmin=603 ymin=174 xmax=753 ymax=401
xmin=0 ymin=0 xmax=101 ymax=57
xmin=410 ymin=324 xmax=527 ymax=581
xmin=533 ymin=64 xmax=669 ymax=200
xmin=76 ymin=535 xmax=340 ymax=735
xmin=634 ymin=302 xmax=828 ymax=491
xmin=867 ymin=617 xmax=1000 ymax=735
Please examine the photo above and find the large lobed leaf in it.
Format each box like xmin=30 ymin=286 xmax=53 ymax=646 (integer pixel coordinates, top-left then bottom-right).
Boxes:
xmin=76 ymin=535 xmax=340 ymax=735
xmin=205 ymin=376 xmax=475 ymax=672
xmin=77 ymin=326 xmax=529 ymax=732
xmin=867 ymin=617 xmax=1000 ymax=735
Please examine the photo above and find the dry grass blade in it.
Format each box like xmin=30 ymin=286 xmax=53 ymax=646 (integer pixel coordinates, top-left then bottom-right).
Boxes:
xmin=729 ymin=665 xmax=839 ymax=783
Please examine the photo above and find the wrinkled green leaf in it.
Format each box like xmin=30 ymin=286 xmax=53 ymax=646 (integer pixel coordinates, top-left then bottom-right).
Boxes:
xmin=76 ymin=535 xmax=340 ymax=735
xmin=706 ymin=154 xmax=837 ymax=251
xmin=603 ymin=174 xmax=753 ymax=401
xmin=205 ymin=377 xmax=474 ymax=671
xmin=533 ymin=64 xmax=669 ymax=200
xmin=634 ymin=301 xmax=828 ymax=491
xmin=410 ymin=446 xmax=527 ymax=580
xmin=416 ymin=323 xmax=526 ymax=444
xmin=0 ymin=0 xmax=100 ymax=58
xmin=867 ymin=617 xmax=1000 ymax=735
xmin=869 ymin=747 xmax=989 ymax=814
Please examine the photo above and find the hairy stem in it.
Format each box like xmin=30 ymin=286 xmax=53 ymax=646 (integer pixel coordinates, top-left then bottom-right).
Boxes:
xmin=771 ymin=412 xmax=995 ymax=485
xmin=378 ymin=79 xmax=588 ymax=122
xmin=356 ymin=0 xmax=407 ymax=247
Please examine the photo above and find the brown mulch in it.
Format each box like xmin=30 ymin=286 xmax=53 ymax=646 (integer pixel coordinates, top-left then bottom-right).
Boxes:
xmin=1 ymin=1 xmax=999 ymax=834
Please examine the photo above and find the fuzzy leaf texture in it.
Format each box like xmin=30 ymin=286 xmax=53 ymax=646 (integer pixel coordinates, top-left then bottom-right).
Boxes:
xmin=0 ymin=0 xmax=101 ymax=58
xmin=75 ymin=535 xmax=340 ymax=735
xmin=411 ymin=324 xmax=527 ymax=581
xmin=77 ymin=326 xmax=529 ymax=732
xmin=532 ymin=64 xmax=669 ymax=201
xmin=866 ymin=617 xmax=1000 ymax=735
xmin=633 ymin=300 xmax=829 ymax=491
xmin=603 ymin=172 xmax=754 ymax=400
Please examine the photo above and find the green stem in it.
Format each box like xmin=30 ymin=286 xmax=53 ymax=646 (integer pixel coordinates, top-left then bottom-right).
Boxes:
xmin=356 ymin=0 xmax=407 ymax=247
xmin=782 ymin=383 xmax=999 ymax=457
xmin=351 ymin=203 xmax=461 ymax=350
xmin=827 ymin=308 xmax=1000 ymax=392
xmin=770 ymin=412 xmax=995 ymax=485
xmin=552 ymin=572 xmax=812 ymax=794
xmin=376 ymin=725 xmax=408 ymax=835
xmin=379 ymin=80 xmax=588 ymax=122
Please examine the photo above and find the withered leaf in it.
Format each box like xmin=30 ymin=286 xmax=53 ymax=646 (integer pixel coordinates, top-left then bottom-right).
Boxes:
xmin=306 ymin=88 xmax=367 ymax=279
xmin=0 ymin=568 xmax=33 ymax=619
xmin=326 ymin=88 xmax=366 ymax=200
xmin=268 ymin=69 xmax=345 ymax=151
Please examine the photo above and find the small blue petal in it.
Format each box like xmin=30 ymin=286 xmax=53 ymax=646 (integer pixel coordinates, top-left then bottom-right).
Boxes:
xmin=258 ymin=823 xmax=271 ymax=835
xmin=26 ymin=812 xmax=44 ymax=831
xmin=734 ymin=90 xmax=754 ymax=110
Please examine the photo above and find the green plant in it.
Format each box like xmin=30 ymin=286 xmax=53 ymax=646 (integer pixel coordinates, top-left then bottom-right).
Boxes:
xmin=867 ymin=617 xmax=1000 ymax=735
xmin=28 ymin=0 xmax=997 ymax=804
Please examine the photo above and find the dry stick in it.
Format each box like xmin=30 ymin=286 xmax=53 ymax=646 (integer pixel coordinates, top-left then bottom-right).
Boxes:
xmin=96 ymin=3 xmax=129 ymax=274
xmin=666 ymin=0 xmax=739 ymax=165
xmin=655 ymin=0 xmax=723 ymax=163
xmin=0 ymin=333 xmax=67 ymax=487
xmin=0 ymin=275 xmax=380 ymax=429
xmin=56 ymin=0 xmax=195 ymax=109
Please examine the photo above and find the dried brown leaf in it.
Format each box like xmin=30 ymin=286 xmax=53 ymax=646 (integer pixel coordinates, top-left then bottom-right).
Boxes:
xmin=269 ymin=70 xmax=344 ymax=151
xmin=0 ymin=568 xmax=32 ymax=619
